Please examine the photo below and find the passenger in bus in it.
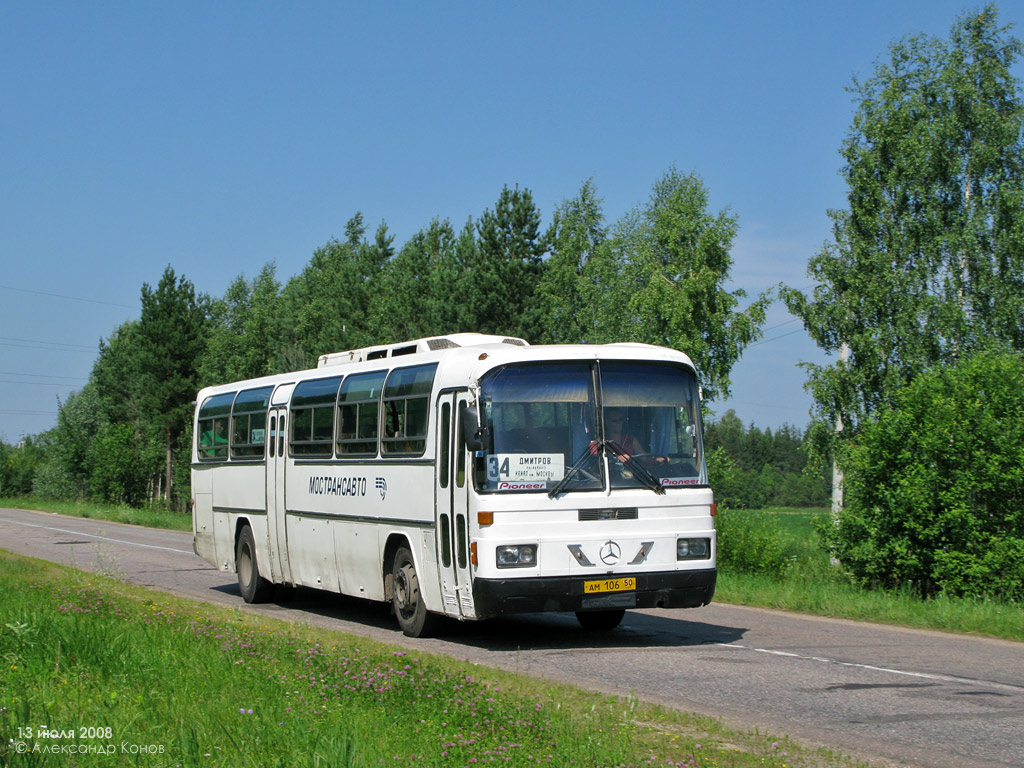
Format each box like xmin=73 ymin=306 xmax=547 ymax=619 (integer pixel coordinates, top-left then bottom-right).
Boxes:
xmin=200 ymin=420 xmax=229 ymax=457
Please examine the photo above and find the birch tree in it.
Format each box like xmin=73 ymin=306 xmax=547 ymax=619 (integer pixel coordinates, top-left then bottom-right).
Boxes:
xmin=784 ymin=5 xmax=1024 ymax=446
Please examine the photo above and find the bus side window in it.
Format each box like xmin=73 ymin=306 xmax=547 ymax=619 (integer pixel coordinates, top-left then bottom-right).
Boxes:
xmin=269 ymin=416 xmax=276 ymax=459
xmin=197 ymin=392 xmax=235 ymax=460
xmin=337 ymin=371 xmax=386 ymax=456
xmin=231 ymin=386 xmax=273 ymax=459
xmin=290 ymin=376 xmax=343 ymax=457
xmin=381 ymin=364 xmax=438 ymax=457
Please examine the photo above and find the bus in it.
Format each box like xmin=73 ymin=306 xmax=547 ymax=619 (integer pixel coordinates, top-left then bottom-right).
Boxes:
xmin=191 ymin=333 xmax=716 ymax=637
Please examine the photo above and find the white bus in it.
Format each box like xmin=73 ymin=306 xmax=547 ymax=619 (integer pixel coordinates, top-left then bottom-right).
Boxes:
xmin=191 ymin=333 xmax=716 ymax=637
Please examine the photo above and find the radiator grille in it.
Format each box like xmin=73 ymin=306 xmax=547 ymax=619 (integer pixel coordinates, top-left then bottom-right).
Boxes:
xmin=578 ymin=508 xmax=638 ymax=521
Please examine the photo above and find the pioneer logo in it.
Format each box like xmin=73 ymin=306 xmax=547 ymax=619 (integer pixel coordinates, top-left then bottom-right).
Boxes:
xmin=497 ymin=481 xmax=546 ymax=491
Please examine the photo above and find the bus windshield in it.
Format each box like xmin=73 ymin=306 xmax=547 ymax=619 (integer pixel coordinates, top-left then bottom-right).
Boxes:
xmin=476 ymin=360 xmax=705 ymax=493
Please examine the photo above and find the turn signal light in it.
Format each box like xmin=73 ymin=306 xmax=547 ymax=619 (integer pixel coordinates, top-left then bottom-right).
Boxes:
xmin=478 ymin=511 xmax=494 ymax=526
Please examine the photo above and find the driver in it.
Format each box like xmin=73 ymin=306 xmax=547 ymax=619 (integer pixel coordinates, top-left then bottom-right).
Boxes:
xmin=604 ymin=408 xmax=647 ymax=458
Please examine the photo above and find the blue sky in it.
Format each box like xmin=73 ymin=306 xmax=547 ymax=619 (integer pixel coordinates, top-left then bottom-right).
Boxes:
xmin=2 ymin=1 xmax=1022 ymax=443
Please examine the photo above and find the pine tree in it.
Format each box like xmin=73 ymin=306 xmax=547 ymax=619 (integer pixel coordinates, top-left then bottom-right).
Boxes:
xmin=137 ymin=266 xmax=205 ymax=507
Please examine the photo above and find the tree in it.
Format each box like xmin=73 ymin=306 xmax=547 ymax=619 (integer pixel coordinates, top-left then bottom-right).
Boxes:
xmin=371 ymin=219 xmax=463 ymax=341
xmin=90 ymin=422 xmax=151 ymax=506
xmin=534 ymin=180 xmax=610 ymax=344
xmin=463 ymin=185 xmax=549 ymax=340
xmin=137 ymin=266 xmax=206 ymax=506
xmin=93 ymin=321 xmax=146 ymax=427
xmin=0 ymin=435 xmax=45 ymax=497
xmin=279 ymin=215 xmax=392 ymax=364
xmin=704 ymin=411 xmax=828 ymax=508
xmin=617 ymin=168 xmax=769 ymax=401
xmin=824 ymin=350 xmax=1024 ymax=600
xmin=784 ymin=6 xmax=1024 ymax=449
xmin=200 ymin=263 xmax=284 ymax=385
xmin=47 ymin=385 xmax=105 ymax=498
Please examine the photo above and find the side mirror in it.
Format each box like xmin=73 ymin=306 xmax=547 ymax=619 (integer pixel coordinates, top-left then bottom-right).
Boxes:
xmin=460 ymin=404 xmax=489 ymax=452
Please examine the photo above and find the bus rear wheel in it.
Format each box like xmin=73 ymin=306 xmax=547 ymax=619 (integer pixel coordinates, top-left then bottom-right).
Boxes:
xmin=392 ymin=546 xmax=440 ymax=638
xmin=236 ymin=525 xmax=273 ymax=604
xmin=575 ymin=609 xmax=625 ymax=631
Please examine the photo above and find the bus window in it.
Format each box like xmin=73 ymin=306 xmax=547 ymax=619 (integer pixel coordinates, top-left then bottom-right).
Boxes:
xmin=290 ymin=376 xmax=343 ymax=457
xmin=197 ymin=392 xmax=235 ymax=460
xmin=231 ymin=386 xmax=273 ymax=459
xmin=599 ymin=362 xmax=703 ymax=489
xmin=477 ymin=362 xmax=599 ymax=492
xmin=337 ymin=371 xmax=386 ymax=456
xmin=439 ymin=402 xmax=451 ymax=487
xmin=381 ymin=363 xmax=437 ymax=456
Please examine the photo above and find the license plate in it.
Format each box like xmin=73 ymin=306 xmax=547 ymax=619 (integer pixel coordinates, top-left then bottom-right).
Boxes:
xmin=583 ymin=577 xmax=636 ymax=594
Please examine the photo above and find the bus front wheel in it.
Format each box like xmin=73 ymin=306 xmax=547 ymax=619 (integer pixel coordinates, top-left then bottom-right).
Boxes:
xmin=236 ymin=525 xmax=273 ymax=604
xmin=391 ymin=546 xmax=440 ymax=638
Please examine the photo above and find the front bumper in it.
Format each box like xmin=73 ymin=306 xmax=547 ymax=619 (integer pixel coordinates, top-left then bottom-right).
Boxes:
xmin=472 ymin=568 xmax=716 ymax=619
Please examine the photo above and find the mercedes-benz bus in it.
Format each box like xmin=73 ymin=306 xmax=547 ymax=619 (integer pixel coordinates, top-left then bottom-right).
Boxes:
xmin=191 ymin=333 xmax=716 ymax=637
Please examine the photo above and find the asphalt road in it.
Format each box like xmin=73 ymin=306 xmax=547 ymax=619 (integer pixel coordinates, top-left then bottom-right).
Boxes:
xmin=2 ymin=506 xmax=1023 ymax=768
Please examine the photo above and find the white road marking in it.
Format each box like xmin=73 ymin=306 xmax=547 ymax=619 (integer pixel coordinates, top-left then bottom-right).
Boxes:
xmin=717 ymin=642 xmax=1024 ymax=694
xmin=0 ymin=515 xmax=192 ymax=554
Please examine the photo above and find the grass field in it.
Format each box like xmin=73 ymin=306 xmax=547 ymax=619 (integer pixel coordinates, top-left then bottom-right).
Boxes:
xmin=0 ymin=551 xmax=866 ymax=768
xmin=715 ymin=507 xmax=1024 ymax=642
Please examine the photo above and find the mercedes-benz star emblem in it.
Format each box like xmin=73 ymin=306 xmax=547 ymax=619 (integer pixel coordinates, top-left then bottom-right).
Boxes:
xmin=599 ymin=540 xmax=621 ymax=565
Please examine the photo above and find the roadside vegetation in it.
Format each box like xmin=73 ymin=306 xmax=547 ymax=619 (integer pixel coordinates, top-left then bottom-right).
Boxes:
xmin=715 ymin=507 xmax=1024 ymax=643
xmin=0 ymin=551 xmax=866 ymax=768
xmin=0 ymin=497 xmax=192 ymax=531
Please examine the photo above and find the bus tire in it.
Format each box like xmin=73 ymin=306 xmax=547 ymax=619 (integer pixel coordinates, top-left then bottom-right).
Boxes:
xmin=575 ymin=609 xmax=625 ymax=631
xmin=236 ymin=525 xmax=273 ymax=604
xmin=391 ymin=546 xmax=440 ymax=638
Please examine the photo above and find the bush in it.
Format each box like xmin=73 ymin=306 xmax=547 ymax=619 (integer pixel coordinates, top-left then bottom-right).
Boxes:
xmin=706 ymin=448 xmax=767 ymax=510
xmin=31 ymin=459 xmax=86 ymax=501
xmin=715 ymin=508 xmax=790 ymax=578
xmin=825 ymin=350 xmax=1024 ymax=600
xmin=1 ymin=437 xmax=46 ymax=496
xmin=90 ymin=423 xmax=151 ymax=506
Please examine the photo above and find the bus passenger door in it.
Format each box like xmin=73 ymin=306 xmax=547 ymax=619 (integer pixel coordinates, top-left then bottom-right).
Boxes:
xmin=435 ymin=392 xmax=475 ymax=618
xmin=266 ymin=405 xmax=292 ymax=585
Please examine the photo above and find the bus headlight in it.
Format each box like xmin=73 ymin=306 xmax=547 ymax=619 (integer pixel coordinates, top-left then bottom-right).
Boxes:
xmin=677 ymin=538 xmax=710 ymax=560
xmin=496 ymin=544 xmax=537 ymax=568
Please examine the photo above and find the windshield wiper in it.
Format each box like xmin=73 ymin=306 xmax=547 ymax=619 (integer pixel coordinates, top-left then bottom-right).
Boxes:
xmin=549 ymin=440 xmax=666 ymax=498
xmin=548 ymin=442 xmax=600 ymax=499
xmin=606 ymin=441 xmax=666 ymax=495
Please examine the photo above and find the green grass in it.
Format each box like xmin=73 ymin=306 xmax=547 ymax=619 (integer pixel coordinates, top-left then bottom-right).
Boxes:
xmin=0 ymin=551 xmax=866 ymax=768
xmin=0 ymin=497 xmax=192 ymax=531
xmin=716 ymin=507 xmax=1024 ymax=642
